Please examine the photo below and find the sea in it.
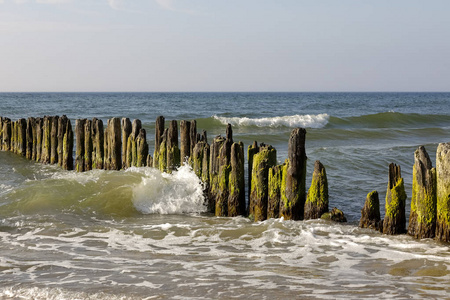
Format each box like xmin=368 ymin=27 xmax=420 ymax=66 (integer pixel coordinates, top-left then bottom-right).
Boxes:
xmin=0 ymin=92 xmax=449 ymax=299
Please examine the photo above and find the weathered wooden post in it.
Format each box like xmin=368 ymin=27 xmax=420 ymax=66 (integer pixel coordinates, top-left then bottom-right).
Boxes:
xmin=126 ymin=119 xmax=141 ymax=168
xmin=382 ymin=163 xmax=407 ymax=235
xmin=122 ymin=118 xmax=131 ymax=168
xmin=158 ymin=129 xmax=168 ymax=172
xmin=280 ymin=128 xmax=307 ymax=220
xmin=408 ymin=146 xmax=437 ymax=239
xmin=166 ymin=120 xmax=180 ymax=173
xmin=106 ymin=117 xmax=122 ymax=170
xmin=210 ymin=136 xmax=225 ymax=214
xmin=84 ymin=119 xmax=93 ymax=171
xmin=304 ymin=160 xmax=329 ymax=220
xmin=436 ymin=142 xmax=450 ymax=242
xmin=153 ymin=116 xmax=165 ymax=169
xmin=50 ymin=116 xmax=59 ymax=164
xmin=190 ymin=120 xmax=197 ymax=158
xmin=75 ymin=119 xmax=86 ymax=172
xmin=180 ymin=120 xmax=191 ymax=165
xmin=62 ymin=119 xmax=74 ymax=170
xmin=57 ymin=116 xmax=68 ymax=167
xmin=16 ymin=118 xmax=27 ymax=157
xmin=40 ymin=116 xmax=52 ymax=164
xmin=360 ymin=191 xmax=382 ymax=231
xmin=2 ymin=118 xmax=11 ymax=151
xmin=249 ymin=144 xmax=277 ymax=221
xmin=35 ymin=118 xmax=43 ymax=162
xmin=215 ymin=125 xmax=233 ymax=217
xmin=136 ymin=128 xmax=148 ymax=167
xmin=26 ymin=117 xmax=35 ymax=160
xmin=267 ymin=164 xmax=283 ymax=219
xmin=10 ymin=120 xmax=15 ymax=153
xmin=92 ymin=118 xmax=104 ymax=169
xmin=247 ymin=141 xmax=259 ymax=208
xmin=228 ymin=141 xmax=245 ymax=217
xmin=202 ymin=143 xmax=212 ymax=212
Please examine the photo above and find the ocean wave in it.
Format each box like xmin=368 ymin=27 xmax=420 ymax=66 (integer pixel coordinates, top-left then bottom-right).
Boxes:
xmin=329 ymin=112 xmax=450 ymax=129
xmin=1 ymin=166 xmax=206 ymax=217
xmin=213 ymin=114 xmax=329 ymax=128
xmin=131 ymin=165 xmax=206 ymax=215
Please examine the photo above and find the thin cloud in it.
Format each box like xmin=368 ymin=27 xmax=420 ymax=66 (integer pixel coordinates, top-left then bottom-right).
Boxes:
xmin=155 ymin=0 xmax=175 ymax=11
xmin=107 ymin=0 xmax=122 ymax=10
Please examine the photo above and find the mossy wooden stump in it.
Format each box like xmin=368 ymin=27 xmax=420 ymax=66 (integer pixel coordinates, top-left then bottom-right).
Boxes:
xmin=180 ymin=120 xmax=191 ymax=165
xmin=2 ymin=118 xmax=12 ymax=151
xmin=121 ymin=118 xmax=132 ymax=169
xmin=383 ymin=163 xmax=407 ymax=235
xmin=92 ymin=118 xmax=104 ymax=170
xmin=104 ymin=117 xmax=122 ymax=171
xmin=280 ymin=128 xmax=307 ymax=220
xmin=228 ymin=141 xmax=245 ymax=217
xmin=249 ymin=143 xmax=277 ymax=221
xmin=359 ymin=190 xmax=382 ymax=231
xmin=408 ymin=146 xmax=437 ymax=239
xmin=436 ymin=142 xmax=450 ymax=242
xmin=304 ymin=160 xmax=329 ymax=220
xmin=267 ymin=164 xmax=283 ymax=219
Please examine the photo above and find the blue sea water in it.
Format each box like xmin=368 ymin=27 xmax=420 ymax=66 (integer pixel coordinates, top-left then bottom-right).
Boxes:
xmin=0 ymin=92 xmax=449 ymax=299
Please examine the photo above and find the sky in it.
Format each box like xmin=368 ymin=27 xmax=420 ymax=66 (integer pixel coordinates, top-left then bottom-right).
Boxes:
xmin=0 ymin=0 xmax=449 ymax=92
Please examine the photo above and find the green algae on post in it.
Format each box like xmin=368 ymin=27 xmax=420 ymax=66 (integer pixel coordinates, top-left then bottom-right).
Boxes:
xmin=383 ymin=163 xmax=407 ymax=235
xmin=360 ymin=190 xmax=382 ymax=231
xmin=304 ymin=160 xmax=329 ymax=220
xmin=408 ymin=146 xmax=437 ymax=239
xmin=436 ymin=142 xmax=450 ymax=242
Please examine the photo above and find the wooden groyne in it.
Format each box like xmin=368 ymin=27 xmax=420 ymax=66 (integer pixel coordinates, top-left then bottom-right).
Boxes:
xmin=1 ymin=115 xmax=449 ymax=243
xmin=360 ymin=144 xmax=450 ymax=243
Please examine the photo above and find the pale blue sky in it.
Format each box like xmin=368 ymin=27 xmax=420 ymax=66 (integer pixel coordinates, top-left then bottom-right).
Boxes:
xmin=1 ymin=0 xmax=449 ymax=92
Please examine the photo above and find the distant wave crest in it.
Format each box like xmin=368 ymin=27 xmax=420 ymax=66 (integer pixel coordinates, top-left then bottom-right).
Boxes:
xmin=213 ymin=114 xmax=329 ymax=128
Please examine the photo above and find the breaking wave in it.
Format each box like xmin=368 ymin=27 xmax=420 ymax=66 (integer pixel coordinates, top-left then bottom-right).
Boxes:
xmin=213 ymin=114 xmax=329 ymax=128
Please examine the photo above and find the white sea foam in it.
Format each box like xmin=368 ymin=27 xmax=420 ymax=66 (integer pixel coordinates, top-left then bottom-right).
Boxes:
xmin=213 ymin=113 xmax=329 ymax=128
xmin=131 ymin=165 xmax=207 ymax=215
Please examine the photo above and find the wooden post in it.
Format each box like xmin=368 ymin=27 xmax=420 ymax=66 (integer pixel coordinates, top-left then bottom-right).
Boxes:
xmin=153 ymin=116 xmax=165 ymax=169
xmin=360 ymin=191 xmax=382 ymax=231
xmin=106 ymin=117 xmax=122 ymax=170
xmin=57 ymin=116 xmax=68 ymax=167
xmin=180 ymin=120 xmax=191 ymax=165
xmin=50 ymin=116 xmax=59 ymax=164
xmin=228 ymin=141 xmax=245 ymax=217
xmin=62 ymin=119 xmax=74 ymax=170
xmin=280 ymin=128 xmax=307 ymax=220
xmin=75 ymin=119 xmax=86 ymax=172
xmin=41 ymin=116 xmax=52 ymax=164
xmin=136 ymin=128 xmax=148 ymax=167
xmin=2 ymin=118 xmax=11 ymax=152
xmin=166 ymin=120 xmax=180 ymax=173
xmin=436 ymin=142 xmax=450 ymax=242
xmin=249 ymin=144 xmax=277 ymax=221
xmin=122 ymin=118 xmax=131 ymax=169
xmin=267 ymin=164 xmax=283 ymax=219
xmin=408 ymin=146 xmax=437 ymax=239
xmin=35 ymin=118 xmax=43 ymax=162
xmin=92 ymin=118 xmax=104 ymax=169
xmin=158 ymin=129 xmax=168 ymax=172
xmin=84 ymin=119 xmax=93 ymax=171
xmin=382 ymin=163 xmax=407 ymax=235
xmin=202 ymin=143 xmax=212 ymax=212
xmin=189 ymin=120 xmax=197 ymax=157
xmin=16 ymin=118 xmax=27 ymax=157
xmin=26 ymin=117 xmax=35 ymax=160
xmin=304 ymin=160 xmax=329 ymax=220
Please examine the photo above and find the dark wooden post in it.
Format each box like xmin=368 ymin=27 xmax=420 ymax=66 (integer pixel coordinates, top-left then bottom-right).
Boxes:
xmin=153 ymin=116 xmax=165 ymax=169
xmin=26 ymin=117 xmax=35 ymax=160
xmin=280 ymin=128 xmax=307 ymax=220
xmin=180 ymin=120 xmax=191 ymax=165
xmin=35 ymin=118 xmax=43 ymax=162
xmin=436 ymin=142 xmax=450 ymax=242
xmin=92 ymin=118 xmax=104 ymax=169
xmin=84 ymin=119 xmax=93 ymax=171
xmin=75 ymin=119 xmax=86 ymax=172
xmin=62 ymin=119 xmax=74 ymax=170
xmin=166 ymin=120 xmax=180 ymax=173
xmin=360 ymin=191 xmax=382 ymax=231
xmin=122 ymin=118 xmax=132 ymax=169
xmin=57 ymin=116 xmax=68 ymax=167
xmin=228 ymin=141 xmax=245 ymax=217
xmin=50 ymin=116 xmax=59 ymax=164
